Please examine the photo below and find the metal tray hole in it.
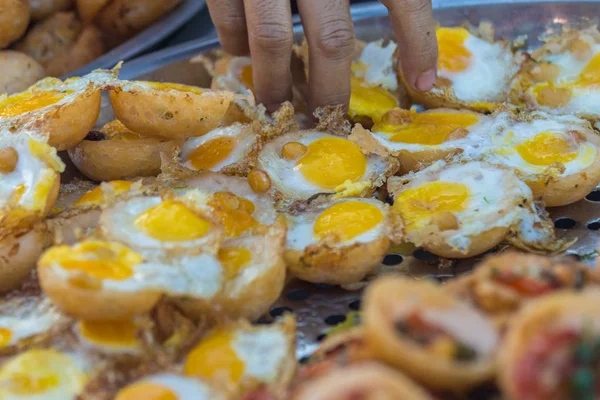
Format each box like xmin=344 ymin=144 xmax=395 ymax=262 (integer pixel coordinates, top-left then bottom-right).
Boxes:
xmin=324 ymin=314 xmax=347 ymax=326
xmin=286 ymin=289 xmax=311 ymax=302
xmin=587 ymin=221 xmax=600 ymax=231
xmin=412 ymin=249 xmax=437 ymax=260
xmin=585 ymin=190 xmax=600 ymax=202
xmin=554 ymin=217 xmax=577 ymax=230
xmin=382 ymin=254 xmax=404 ymax=266
xmin=348 ymin=298 xmax=361 ymax=311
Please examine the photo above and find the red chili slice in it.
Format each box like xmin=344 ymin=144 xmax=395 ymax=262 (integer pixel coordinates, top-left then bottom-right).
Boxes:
xmin=513 ymin=329 xmax=579 ymax=400
xmin=494 ymin=272 xmax=557 ymax=296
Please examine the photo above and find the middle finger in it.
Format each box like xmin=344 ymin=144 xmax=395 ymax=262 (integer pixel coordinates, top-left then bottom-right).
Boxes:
xmin=243 ymin=0 xmax=294 ymax=111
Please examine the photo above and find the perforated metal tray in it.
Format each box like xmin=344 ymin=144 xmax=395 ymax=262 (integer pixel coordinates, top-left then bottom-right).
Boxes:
xmin=107 ymin=0 xmax=600 ymax=358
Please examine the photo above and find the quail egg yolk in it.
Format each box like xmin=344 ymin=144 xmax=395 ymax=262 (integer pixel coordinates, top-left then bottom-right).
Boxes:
xmin=0 ymin=349 xmax=87 ymax=397
xmin=0 ymin=91 xmax=69 ymax=118
xmin=296 ymin=137 xmax=368 ymax=190
xmin=218 ymin=247 xmax=252 ymax=280
xmin=240 ymin=64 xmax=254 ymax=90
xmin=515 ymin=132 xmax=578 ymax=166
xmin=145 ymin=81 xmax=203 ymax=94
xmin=394 ymin=182 xmax=470 ymax=231
xmin=0 ymin=328 xmax=12 ymax=348
xmin=314 ymin=201 xmax=384 ymax=242
xmin=184 ymin=329 xmax=245 ymax=385
xmin=349 ymin=76 xmax=398 ymax=122
xmin=116 ymin=382 xmax=178 ymax=400
xmin=373 ymin=112 xmax=479 ymax=144
xmin=187 ymin=137 xmax=238 ymax=170
xmin=134 ymin=200 xmax=212 ymax=242
xmin=78 ymin=320 xmax=138 ymax=348
xmin=577 ymin=52 xmax=600 ymax=86
xmin=437 ymin=27 xmax=472 ymax=73
xmin=39 ymin=241 xmax=142 ymax=281
xmin=208 ymin=192 xmax=258 ymax=237
xmin=73 ymin=180 xmax=134 ymax=207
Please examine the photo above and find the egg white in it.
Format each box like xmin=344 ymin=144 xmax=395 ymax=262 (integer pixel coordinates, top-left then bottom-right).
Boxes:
xmin=438 ymin=29 xmax=517 ymax=103
xmin=233 ymin=327 xmax=289 ymax=382
xmin=213 ymin=56 xmax=253 ymax=94
xmin=0 ymin=131 xmax=64 ymax=211
xmin=0 ymin=299 xmax=64 ymax=348
xmin=286 ymin=198 xmax=388 ymax=251
xmin=179 ymin=124 xmax=257 ymax=172
xmin=354 ymin=41 xmax=398 ymax=91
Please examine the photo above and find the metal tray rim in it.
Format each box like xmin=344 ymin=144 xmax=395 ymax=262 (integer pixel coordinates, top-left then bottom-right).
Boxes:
xmin=66 ymin=0 xmax=207 ymax=78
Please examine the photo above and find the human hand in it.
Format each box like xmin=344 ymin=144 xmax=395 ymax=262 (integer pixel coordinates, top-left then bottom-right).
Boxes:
xmin=206 ymin=0 xmax=438 ymax=112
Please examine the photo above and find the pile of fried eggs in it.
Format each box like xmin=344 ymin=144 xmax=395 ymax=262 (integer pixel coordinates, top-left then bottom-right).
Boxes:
xmin=2 ymin=23 xmax=600 ymax=399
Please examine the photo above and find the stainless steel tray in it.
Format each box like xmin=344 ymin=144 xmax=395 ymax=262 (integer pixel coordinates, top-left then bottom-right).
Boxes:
xmin=65 ymin=0 xmax=207 ymax=78
xmin=112 ymin=0 xmax=600 ymax=358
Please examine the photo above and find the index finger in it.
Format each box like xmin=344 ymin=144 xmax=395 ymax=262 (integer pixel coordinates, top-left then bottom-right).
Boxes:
xmin=383 ymin=0 xmax=438 ymax=92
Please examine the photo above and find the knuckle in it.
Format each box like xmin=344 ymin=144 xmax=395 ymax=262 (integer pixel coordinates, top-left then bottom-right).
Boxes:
xmin=315 ymin=18 xmax=355 ymax=60
xmin=252 ymin=21 xmax=293 ymax=53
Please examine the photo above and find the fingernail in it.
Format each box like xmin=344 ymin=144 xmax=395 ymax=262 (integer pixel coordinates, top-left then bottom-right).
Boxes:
xmin=415 ymin=69 xmax=437 ymax=92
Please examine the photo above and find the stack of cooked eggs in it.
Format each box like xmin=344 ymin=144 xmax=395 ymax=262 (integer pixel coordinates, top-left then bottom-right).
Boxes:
xmin=0 ymin=21 xmax=599 ymax=399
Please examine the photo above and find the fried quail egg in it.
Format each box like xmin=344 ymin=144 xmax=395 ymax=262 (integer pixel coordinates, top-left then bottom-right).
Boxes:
xmin=0 ymin=131 xmax=64 ymax=233
xmin=257 ymin=131 xmax=397 ymax=206
xmin=184 ymin=317 xmax=296 ymax=393
xmin=516 ymin=27 xmax=600 ymax=121
xmin=109 ymin=80 xmax=250 ymax=140
xmin=0 ymin=69 xmax=111 ymax=150
xmin=388 ymin=160 xmax=559 ymax=258
xmin=74 ymin=319 xmax=140 ymax=354
xmin=99 ymin=194 xmax=223 ymax=254
xmin=179 ymin=123 xmax=259 ymax=175
xmin=69 ymin=120 xmax=182 ymax=182
xmin=481 ymin=111 xmax=600 ymax=206
xmin=38 ymin=240 xmax=224 ymax=320
xmin=284 ymin=197 xmax=397 ymax=284
xmin=115 ymin=374 xmax=225 ymax=400
xmin=71 ymin=180 xmax=138 ymax=208
xmin=405 ymin=26 xmax=520 ymax=112
xmin=350 ymin=107 xmax=491 ymax=173
xmin=0 ymin=296 xmax=66 ymax=351
xmin=210 ymin=55 xmax=254 ymax=94
xmin=349 ymin=41 xmax=400 ymax=123
xmin=0 ymin=349 xmax=89 ymax=400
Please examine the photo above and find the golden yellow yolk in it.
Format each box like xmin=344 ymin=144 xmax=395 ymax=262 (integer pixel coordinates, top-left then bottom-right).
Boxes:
xmin=134 ymin=200 xmax=212 ymax=242
xmin=0 ymin=328 xmax=12 ymax=348
xmin=240 ymin=64 xmax=254 ymax=90
xmin=373 ymin=112 xmax=479 ymax=144
xmin=578 ymin=52 xmax=600 ymax=86
xmin=39 ymin=241 xmax=142 ymax=281
xmin=73 ymin=180 xmax=134 ymax=207
xmin=0 ymin=91 xmax=68 ymax=118
xmin=208 ymin=192 xmax=258 ymax=237
xmin=437 ymin=27 xmax=472 ymax=73
xmin=515 ymin=132 xmax=578 ymax=166
xmin=29 ymin=139 xmax=64 ymax=171
xmin=79 ymin=320 xmax=138 ymax=348
xmin=0 ymin=349 xmax=87 ymax=396
xmin=145 ymin=81 xmax=203 ymax=94
xmin=394 ymin=182 xmax=470 ymax=231
xmin=296 ymin=137 xmax=368 ymax=190
xmin=116 ymin=382 xmax=177 ymax=400
xmin=349 ymin=76 xmax=398 ymax=122
xmin=314 ymin=201 xmax=384 ymax=242
xmin=187 ymin=137 xmax=238 ymax=170
xmin=219 ymin=247 xmax=252 ymax=280
xmin=184 ymin=329 xmax=245 ymax=384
